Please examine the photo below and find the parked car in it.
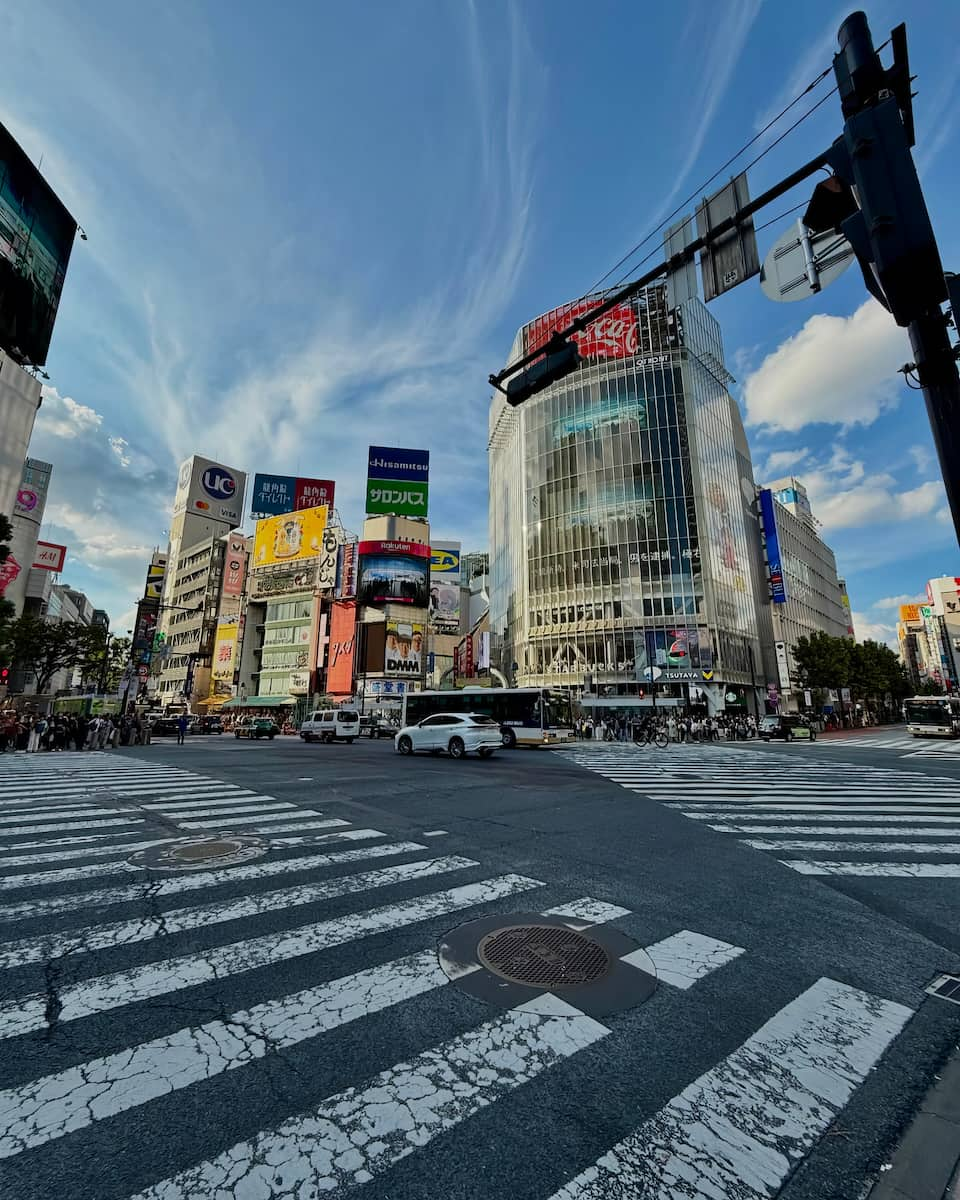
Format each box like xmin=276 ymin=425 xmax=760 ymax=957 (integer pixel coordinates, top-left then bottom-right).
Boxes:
xmin=395 ymin=713 xmax=501 ymax=759
xmin=300 ymin=709 xmax=361 ymax=744
xmin=149 ymin=716 xmax=181 ymax=737
xmin=759 ymin=714 xmax=816 ymax=742
xmin=235 ymin=717 xmax=279 ymax=740
xmin=358 ymin=715 xmax=397 ymax=739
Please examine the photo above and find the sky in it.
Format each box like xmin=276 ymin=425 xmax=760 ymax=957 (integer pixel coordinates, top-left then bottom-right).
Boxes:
xmin=4 ymin=0 xmax=960 ymax=645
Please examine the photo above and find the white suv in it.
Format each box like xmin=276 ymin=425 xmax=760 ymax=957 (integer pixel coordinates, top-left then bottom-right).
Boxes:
xmin=300 ymin=709 xmax=360 ymax=744
xmin=395 ymin=713 xmax=500 ymax=759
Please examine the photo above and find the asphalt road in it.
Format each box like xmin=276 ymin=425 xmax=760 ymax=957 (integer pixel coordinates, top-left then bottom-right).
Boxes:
xmin=1 ymin=729 xmax=959 ymax=1199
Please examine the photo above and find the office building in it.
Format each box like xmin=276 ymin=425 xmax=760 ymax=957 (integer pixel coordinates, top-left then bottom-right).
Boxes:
xmin=3 ymin=457 xmax=52 ymax=614
xmin=0 ymin=350 xmax=43 ymax=519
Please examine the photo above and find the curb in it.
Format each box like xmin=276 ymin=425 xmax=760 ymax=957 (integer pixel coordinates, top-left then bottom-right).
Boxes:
xmin=868 ymin=1043 xmax=960 ymax=1200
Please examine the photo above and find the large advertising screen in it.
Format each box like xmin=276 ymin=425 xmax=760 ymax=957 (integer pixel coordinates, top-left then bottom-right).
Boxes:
xmin=366 ymin=445 xmax=429 ymax=518
xmin=252 ymin=505 xmax=327 ymax=569
xmin=0 ymin=122 xmax=77 ymax=366
xmin=357 ymin=539 xmax=430 ymax=607
xmin=211 ymin=621 xmax=239 ymax=682
xmin=429 ymin=540 xmax=461 ymax=634
xmin=251 ymin=473 xmax=336 ymax=517
xmin=385 ymin=619 xmax=423 ymax=677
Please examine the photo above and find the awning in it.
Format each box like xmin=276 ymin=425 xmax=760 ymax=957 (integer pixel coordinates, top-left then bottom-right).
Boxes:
xmin=220 ymin=695 xmax=295 ymax=709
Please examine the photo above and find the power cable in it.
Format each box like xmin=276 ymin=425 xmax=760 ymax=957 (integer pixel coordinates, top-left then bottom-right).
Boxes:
xmin=587 ymin=64 xmax=836 ymax=295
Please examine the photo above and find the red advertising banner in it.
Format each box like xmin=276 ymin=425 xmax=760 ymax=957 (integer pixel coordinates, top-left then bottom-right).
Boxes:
xmin=526 ymin=298 xmax=639 ymax=361
xmin=33 ymin=541 xmax=67 ymax=572
xmin=0 ymin=555 xmax=21 ymax=596
xmin=327 ymin=601 xmax=357 ymax=696
xmin=357 ymin=540 xmax=430 ymax=559
xmin=462 ymin=634 xmax=474 ymax=679
xmin=221 ymin=536 xmax=247 ymax=598
xmin=294 ymin=478 xmax=335 ymax=512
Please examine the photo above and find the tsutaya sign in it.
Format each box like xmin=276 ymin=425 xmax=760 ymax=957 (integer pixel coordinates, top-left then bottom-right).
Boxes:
xmin=659 ymin=668 xmax=711 ymax=682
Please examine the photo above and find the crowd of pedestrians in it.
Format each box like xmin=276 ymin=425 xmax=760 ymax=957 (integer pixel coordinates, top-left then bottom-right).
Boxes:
xmin=0 ymin=711 xmax=151 ymax=753
xmin=575 ymin=712 xmax=758 ymax=743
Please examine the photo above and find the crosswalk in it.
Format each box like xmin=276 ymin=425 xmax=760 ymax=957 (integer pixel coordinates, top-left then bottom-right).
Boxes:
xmin=817 ymin=730 xmax=960 ymax=759
xmin=562 ymin=744 xmax=960 ymax=878
xmin=0 ymin=752 xmax=930 ymax=1198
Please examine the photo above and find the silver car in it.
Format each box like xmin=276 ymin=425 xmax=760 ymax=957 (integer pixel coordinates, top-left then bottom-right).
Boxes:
xmin=395 ymin=713 xmax=500 ymax=759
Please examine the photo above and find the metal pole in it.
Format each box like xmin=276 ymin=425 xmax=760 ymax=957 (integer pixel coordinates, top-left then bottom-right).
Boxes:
xmin=909 ymin=312 xmax=960 ymax=546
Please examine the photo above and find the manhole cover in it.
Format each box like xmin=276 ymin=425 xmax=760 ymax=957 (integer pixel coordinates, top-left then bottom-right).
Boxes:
xmin=128 ymin=835 xmax=268 ymax=872
xmin=477 ymin=924 xmax=611 ymax=989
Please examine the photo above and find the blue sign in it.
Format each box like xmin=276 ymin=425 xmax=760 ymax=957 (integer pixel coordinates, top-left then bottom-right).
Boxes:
xmin=367 ymin=446 xmax=429 ymax=483
xmin=758 ymin=488 xmax=788 ymax=604
xmin=202 ymin=466 xmax=238 ymax=501
xmin=251 ymin=473 xmax=296 ymax=516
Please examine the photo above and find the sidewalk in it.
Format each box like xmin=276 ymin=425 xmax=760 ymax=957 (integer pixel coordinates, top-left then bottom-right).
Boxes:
xmin=817 ymin=724 xmax=906 ymax=740
xmin=869 ymin=1042 xmax=960 ymax=1200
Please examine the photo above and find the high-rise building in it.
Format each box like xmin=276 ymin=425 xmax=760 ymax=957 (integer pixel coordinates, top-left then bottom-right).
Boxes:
xmin=3 ymin=457 xmax=52 ymax=614
xmin=489 ymin=286 xmax=768 ymax=715
xmin=156 ymin=456 xmax=246 ymax=705
xmin=0 ymin=351 xmax=43 ymax=521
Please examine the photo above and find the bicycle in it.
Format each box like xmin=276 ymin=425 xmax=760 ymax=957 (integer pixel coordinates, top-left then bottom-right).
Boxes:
xmin=641 ymin=727 xmax=669 ymax=749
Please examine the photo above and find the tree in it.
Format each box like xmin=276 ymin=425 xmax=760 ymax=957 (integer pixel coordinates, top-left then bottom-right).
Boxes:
xmin=792 ymin=631 xmax=910 ymax=705
xmin=791 ymin=631 xmax=854 ymax=691
xmin=7 ymin=617 xmax=107 ymax=695
xmin=83 ymin=634 xmax=132 ymax=693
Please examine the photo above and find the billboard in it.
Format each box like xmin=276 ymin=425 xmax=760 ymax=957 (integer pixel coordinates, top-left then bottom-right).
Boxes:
xmin=173 ymin=455 xmax=247 ymax=526
xmin=221 ymin=536 xmax=247 ymax=598
xmin=32 ymin=541 xmax=66 ymax=571
xmin=429 ymin=540 xmax=461 ymax=634
xmin=900 ymin=603 xmax=921 ymax=623
xmin=252 ymin=505 xmax=327 ymax=569
xmin=357 ymin=539 xmax=430 ymax=607
xmin=385 ymin=619 xmax=424 ymax=677
xmin=366 ymin=445 xmax=429 ymax=518
xmin=250 ymin=473 xmax=336 ymax=517
xmin=317 ymin=525 xmax=339 ymax=590
xmin=0 ymin=122 xmax=77 ymax=367
xmin=337 ymin=539 xmax=358 ymax=598
xmin=525 ymin=297 xmax=639 ymax=361
xmin=132 ymin=598 xmax=159 ymax=653
xmin=327 ymin=601 xmax=357 ymax=696
xmin=758 ymin=488 xmax=787 ymax=604
xmin=838 ymin=578 xmax=855 ymax=637
xmin=211 ymin=621 xmax=239 ymax=682
xmin=144 ymin=561 xmax=166 ymax=600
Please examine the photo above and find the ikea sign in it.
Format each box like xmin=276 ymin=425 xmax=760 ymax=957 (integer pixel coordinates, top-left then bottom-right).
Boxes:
xmin=430 ymin=547 xmax=461 ymax=574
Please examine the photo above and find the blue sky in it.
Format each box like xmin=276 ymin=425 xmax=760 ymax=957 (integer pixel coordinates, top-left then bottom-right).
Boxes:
xmin=4 ymin=0 xmax=959 ymax=642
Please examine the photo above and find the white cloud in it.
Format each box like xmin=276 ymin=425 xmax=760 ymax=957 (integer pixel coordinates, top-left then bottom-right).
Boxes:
xmin=851 ymin=612 xmax=898 ymax=649
xmin=109 ymin=437 xmax=131 ymax=468
xmin=759 ymin=447 xmax=810 ymax=482
xmin=871 ymin=593 xmax=925 ymax=611
xmin=908 ymin=444 xmax=934 ymax=474
xmin=813 ymin=478 xmax=945 ymax=530
xmin=743 ymin=300 xmax=911 ymax=432
xmin=34 ymin=388 xmax=102 ymax=439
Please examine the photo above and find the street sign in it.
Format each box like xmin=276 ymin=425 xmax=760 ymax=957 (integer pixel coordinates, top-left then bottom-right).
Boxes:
xmin=696 ymin=172 xmax=760 ymax=302
xmin=760 ymin=221 xmax=855 ymax=303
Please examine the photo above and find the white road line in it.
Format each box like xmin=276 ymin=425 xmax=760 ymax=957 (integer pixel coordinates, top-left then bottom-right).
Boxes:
xmin=139 ymin=795 xmax=267 ymax=810
xmin=0 ymin=817 xmax=146 ymax=837
xmin=638 ymin=931 xmax=744 ymax=989
xmin=0 ymin=873 xmax=544 ymax=1038
xmin=0 ymin=847 xmax=161 ymax=886
xmin=0 ymin=798 xmax=103 ymax=811
xmin=549 ymin=976 xmax=911 ymax=1200
xmin=255 ymin=819 xmax=356 ymax=836
xmin=683 ymin=810 xmax=960 ymax=822
xmin=675 ymin=804 xmax=960 ymax=815
xmin=0 ymin=948 xmax=473 ymax=1158
xmin=543 ymin=900 xmax=631 ymax=926
xmin=178 ymin=811 xmax=336 ymax=830
xmin=422 ymin=829 xmax=448 ymax=837
xmin=785 ymin=861 xmax=960 ymax=877
xmin=0 ymin=807 xmax=118 ymax=825
xmin=0 ymin=841 xmax=428 ymax=917
xmin=128 ymin=1000 xmax=608 ymax=1200
xmin=0 ymin=856 xmax=478 ymax=969
xmin=708 ymin=824 xmax=960 ymax=836
xmin=745 ymin=838 xmax=960 ymax=853
xmin=153 ymin=802 xmax=295 ymax=821
xmin=0 ymin=829 xmax=156 ymax=852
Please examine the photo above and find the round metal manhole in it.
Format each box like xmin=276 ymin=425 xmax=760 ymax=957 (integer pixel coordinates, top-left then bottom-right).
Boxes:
xmin=476 ymin=923 xmax=612 ymax=989
xmin=128 ymin=835 xmax=269 ymax=872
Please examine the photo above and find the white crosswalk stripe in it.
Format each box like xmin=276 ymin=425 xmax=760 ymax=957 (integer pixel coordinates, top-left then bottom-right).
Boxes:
xmin=561 ymin=745 xmax=960 ymax=878
xmin=0 ymin=754 xmax=924 ymax=1198
xmin=815 ymin=730 xmax=960 ymax=758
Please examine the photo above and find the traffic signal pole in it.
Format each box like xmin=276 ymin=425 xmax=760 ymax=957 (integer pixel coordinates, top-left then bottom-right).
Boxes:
xmin=832 ymin=12 xmax=960 ymax=548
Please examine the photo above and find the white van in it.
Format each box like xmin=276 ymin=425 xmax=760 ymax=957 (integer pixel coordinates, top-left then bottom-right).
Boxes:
xmin=300 ymin=709 xmax=360 ymax=744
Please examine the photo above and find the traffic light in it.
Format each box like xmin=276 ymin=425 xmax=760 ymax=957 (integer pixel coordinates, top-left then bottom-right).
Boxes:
xmin=504 ymin=336 xmax=580 ymax=408
xmin=0 ymin=667 xmax=9 ymax=685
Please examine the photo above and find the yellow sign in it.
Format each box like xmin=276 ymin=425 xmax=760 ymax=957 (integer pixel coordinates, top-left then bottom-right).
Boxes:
xmin=252 ymin=505 xmax=327 ymax=569
xmin=212 ymin=621 xmax=238 ymax=681
xmin=899 ymin=603 xmax=921 ymax=622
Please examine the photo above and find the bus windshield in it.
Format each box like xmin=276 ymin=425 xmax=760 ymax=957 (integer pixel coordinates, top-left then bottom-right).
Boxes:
xmin=905 ymin=699 xmax=953 ymax=725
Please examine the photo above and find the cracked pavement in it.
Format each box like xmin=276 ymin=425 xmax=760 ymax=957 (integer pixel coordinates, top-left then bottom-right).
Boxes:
xmin=1 ymin=738 xmax=959 ymax=1200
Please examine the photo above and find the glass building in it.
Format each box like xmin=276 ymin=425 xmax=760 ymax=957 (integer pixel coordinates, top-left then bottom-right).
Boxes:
xmin=488 ymin=285 xmax=767 ymax=710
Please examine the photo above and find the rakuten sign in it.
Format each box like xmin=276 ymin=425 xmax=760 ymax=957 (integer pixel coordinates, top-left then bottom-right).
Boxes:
xmin=526 ymin=299 xmax=639 ymax=360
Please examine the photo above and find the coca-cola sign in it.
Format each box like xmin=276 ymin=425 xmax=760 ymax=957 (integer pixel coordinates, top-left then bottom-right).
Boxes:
xmin=526 ymin=299 xmax=639 ymax=361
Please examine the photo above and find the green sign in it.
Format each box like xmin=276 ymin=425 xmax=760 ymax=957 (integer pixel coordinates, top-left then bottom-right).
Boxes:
xmin=365 ymin=477 xmax=429 ymax=518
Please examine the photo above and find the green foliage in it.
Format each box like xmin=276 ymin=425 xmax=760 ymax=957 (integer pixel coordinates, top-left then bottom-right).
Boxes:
xmin=917 ymin=679 xmax=947 ymax=696
xmin=7 ymin=616 xmax=110 ymax=695
xmin=83 ymin=634 xmax=132 ymax=692
xmin=791 ymin=631 xmax=910 ymax=702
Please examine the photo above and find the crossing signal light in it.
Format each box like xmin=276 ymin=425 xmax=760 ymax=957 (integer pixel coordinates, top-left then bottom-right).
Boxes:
xmin=505 ymin=336 xmax=580 ymax=408
xmin=0 ymin=667 xmax=9 ymax=684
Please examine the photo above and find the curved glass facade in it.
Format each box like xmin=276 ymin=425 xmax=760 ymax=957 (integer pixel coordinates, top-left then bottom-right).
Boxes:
xmin=489 ymin=286 xmax=764 ymax=703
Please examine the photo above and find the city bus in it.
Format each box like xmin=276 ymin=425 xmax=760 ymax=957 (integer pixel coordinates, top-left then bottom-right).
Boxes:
xmin=401 ymin=687 xmax=574 ymax=747
xmin=903 ymin=695 xmax=960 ymax=737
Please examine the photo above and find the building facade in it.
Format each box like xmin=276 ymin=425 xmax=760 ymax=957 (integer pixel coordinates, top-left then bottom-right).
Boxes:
xmin=3 ymin=457 xmax=52 ymax=614
xmin=155 ymin=533 xmax=226 ymax=705
xmin=489 ymin=286 xmax=768 ymax=713
xmin=0 ymin=351 xmax=43 ymax=521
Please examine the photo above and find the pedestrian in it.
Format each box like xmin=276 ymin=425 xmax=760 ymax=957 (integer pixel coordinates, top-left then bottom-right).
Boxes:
xmin=74 ymin=717 xmax=88 ymax=751
xmin=86 ymin=716 xmax=100 ymax=750
xmin=97 ymin=717 xmax=111 ymax=750
xmin=176 ymin=714 xmax=188 ymax=746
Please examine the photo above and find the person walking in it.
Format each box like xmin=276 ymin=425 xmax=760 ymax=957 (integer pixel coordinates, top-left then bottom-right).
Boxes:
xmin=176 ymin=714 xmax=188 ymax=746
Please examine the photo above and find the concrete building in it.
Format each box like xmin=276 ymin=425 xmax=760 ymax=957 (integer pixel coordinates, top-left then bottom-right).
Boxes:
xmin=155 ymin=533 xmax=226 ymax=706
xmin=489 ymin=285 xmax=769 ymax=715
xmin=4 ymin=457 xmax=52 ymax=614
xmin=756 ymin=477 xmax=852 ymax=708
xmin=0 ymin=350 xmax=43 ymax=520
